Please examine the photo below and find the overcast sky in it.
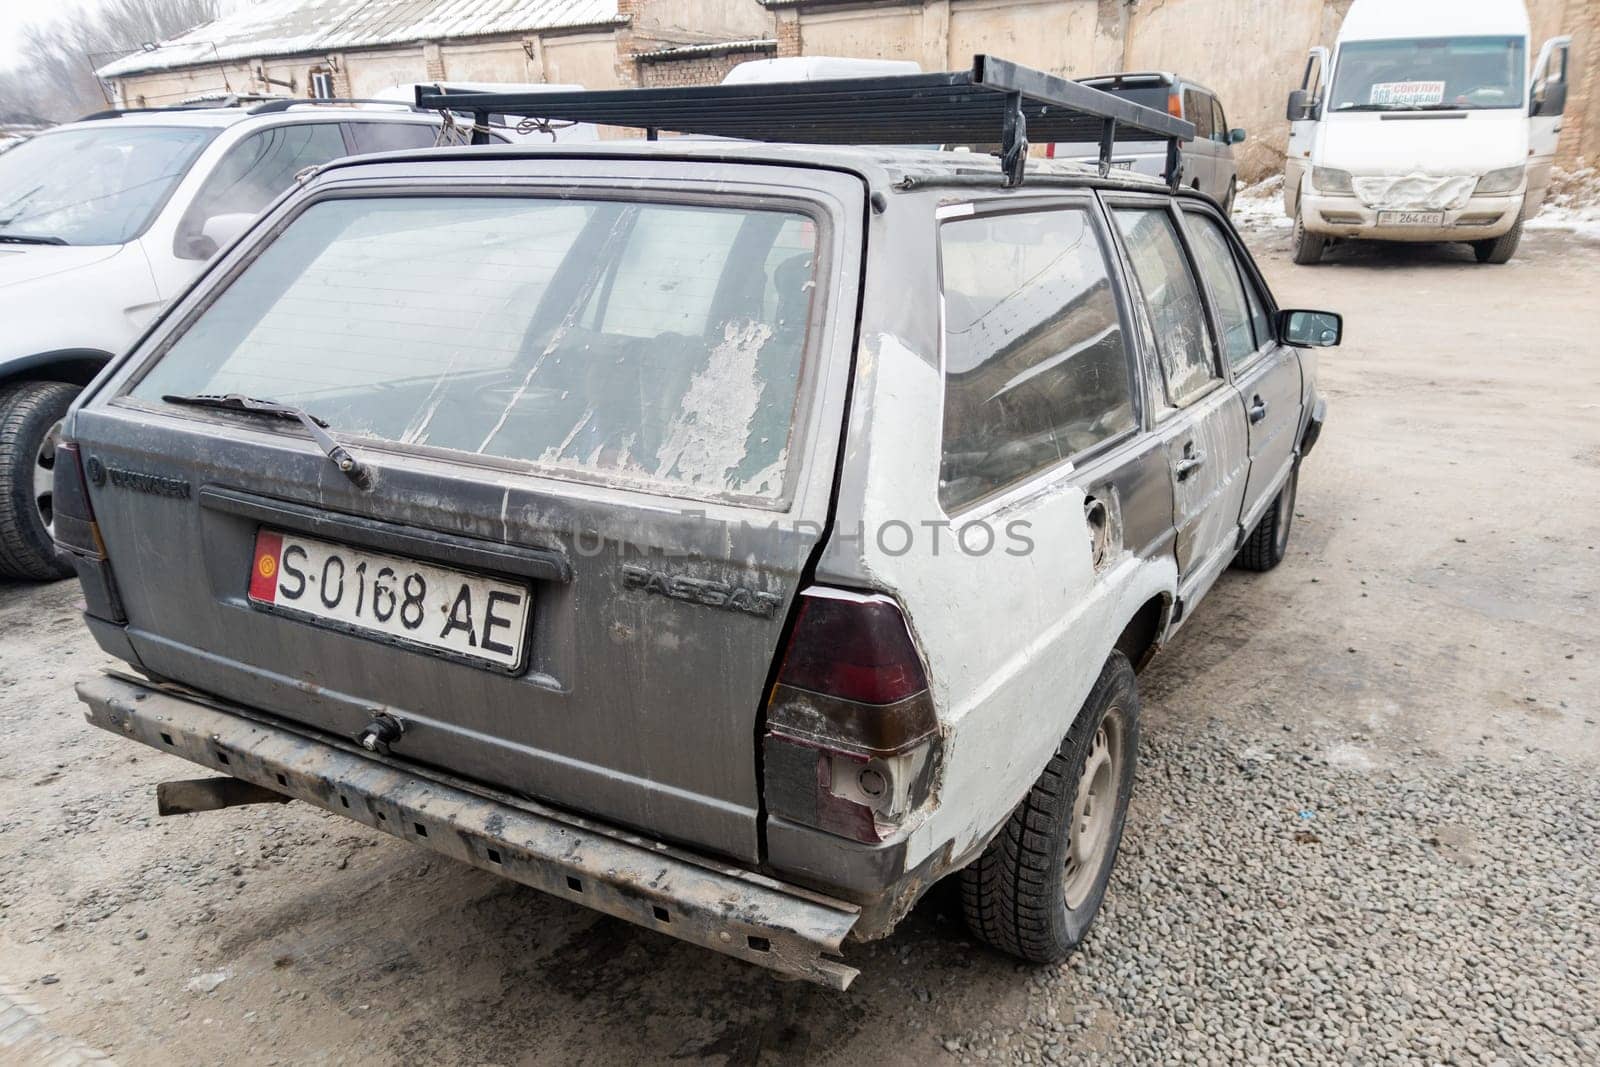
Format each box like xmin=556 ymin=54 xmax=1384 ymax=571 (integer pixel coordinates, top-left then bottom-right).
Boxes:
xmin=0 ymin=0 xmax=101 ymax=70
xmin=0 ymin=0 xmax=255 ymax=72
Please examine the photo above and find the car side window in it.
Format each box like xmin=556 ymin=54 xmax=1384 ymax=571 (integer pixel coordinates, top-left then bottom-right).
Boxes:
xmin=1237 ymin=253 xmax=1274 ymax=353
xmin=1112 ymin=207 xmax=1219 ymax=405
xmin=346 ymin=122 xmax=442 ymax=154
xmin=176 ymin=123 xmax=349 ymax=259
xmin=1184 ymin=90 xmax=1214 ymax=140
xmin=939 ymin=207 xmax=1137 ymax=511
xmin=1211 ymin=99 xmax=1229 ymax=143
xmin=1182 ymin=210 xmax=1259 ymax=367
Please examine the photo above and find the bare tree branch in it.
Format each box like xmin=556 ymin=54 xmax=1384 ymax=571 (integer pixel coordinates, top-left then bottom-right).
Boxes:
xmin=0 ymin=0 xmax=221 ymax=122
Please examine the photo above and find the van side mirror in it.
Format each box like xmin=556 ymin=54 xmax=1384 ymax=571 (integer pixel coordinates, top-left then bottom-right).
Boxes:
xmin=1229 ymin=128 xmax=1247 ymax=145
xmin=1279 ymin=309 xmax=1342 ymax=348
xmin=1286 ymin=89 xmax=1313 ymax=121
xmin=1532 ymin=80 xmax=1568 ymax=117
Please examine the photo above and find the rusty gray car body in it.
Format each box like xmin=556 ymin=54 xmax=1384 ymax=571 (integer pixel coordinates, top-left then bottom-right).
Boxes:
xmin=61 ymin=140 xmax=1326 ymax=988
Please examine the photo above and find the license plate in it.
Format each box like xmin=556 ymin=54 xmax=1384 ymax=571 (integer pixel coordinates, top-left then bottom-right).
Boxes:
xmin=248 ymin=529 xmax=532 ymax=671
xmin=1110 ymin=160 xmax=1134 ymax=170
xmin=1377 ymin=210 xmax=1445 ymax=226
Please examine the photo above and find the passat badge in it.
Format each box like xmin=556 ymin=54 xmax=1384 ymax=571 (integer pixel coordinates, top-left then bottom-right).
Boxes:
xmin=620 ymin=564 xmax=782 ymax=618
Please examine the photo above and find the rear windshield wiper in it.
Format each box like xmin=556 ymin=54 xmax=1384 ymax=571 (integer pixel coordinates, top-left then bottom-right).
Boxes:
xmin=0 ymin=233 xmax=68 ymax=245
xmin=162 ymin=393 xmax=372 ymax=489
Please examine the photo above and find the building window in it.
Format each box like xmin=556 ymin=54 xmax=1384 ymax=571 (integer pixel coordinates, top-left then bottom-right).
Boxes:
xmin=310 ymin=68 xmax=335 ymax=99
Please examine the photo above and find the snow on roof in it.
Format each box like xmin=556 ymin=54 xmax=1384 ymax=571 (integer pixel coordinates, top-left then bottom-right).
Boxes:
xmin=96 ymin=0 xmax=624 ymax=79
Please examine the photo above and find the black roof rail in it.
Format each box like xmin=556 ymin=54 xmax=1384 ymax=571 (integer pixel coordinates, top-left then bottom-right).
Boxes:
xmin=412 ymin=54 xmax=1194 ymax=188
xmin=77 ymin=98 xmax=253 ymax=121
xmin=247 ymin=97 xmax=437 ymax=116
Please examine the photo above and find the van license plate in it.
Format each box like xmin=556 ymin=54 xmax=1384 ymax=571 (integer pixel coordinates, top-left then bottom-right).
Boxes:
xmin=1378 ymin=211 xmax=1445 ymax=226
xmin=248 ymin=529 xmax=531 ymax=671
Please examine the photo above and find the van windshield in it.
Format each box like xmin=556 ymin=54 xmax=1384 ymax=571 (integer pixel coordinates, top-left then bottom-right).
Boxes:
xmin=1329 ymin=36 xmax=1526 ymax=111
xmin=0 ymin=125 xmax=214 ymax=245
xmin=131 ymin=196 xmax=820 ymax=502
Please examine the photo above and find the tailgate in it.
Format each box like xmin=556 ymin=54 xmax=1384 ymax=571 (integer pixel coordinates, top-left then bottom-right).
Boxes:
xmin=68 ymin=161 xmax=866 ymax=862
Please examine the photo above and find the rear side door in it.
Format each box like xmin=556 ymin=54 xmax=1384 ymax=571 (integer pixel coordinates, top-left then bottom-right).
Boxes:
xmin=1108 ymin=200 xmax=1249 ymax=611
xmin=1181 ymin=88 xmax=1217 ymax=196
xmin=1211 ymin=97 xmax=1238 ymax=203
xmin=1286 ymin=49 xmax=1328 ymax=216
xmin=69 ymin=159 xmax=865 ymax=863
xmin=1178 ymin=205 xmax=1302 ymax=531
xmin=1526 ymin=36 xmax=1573 ymax=217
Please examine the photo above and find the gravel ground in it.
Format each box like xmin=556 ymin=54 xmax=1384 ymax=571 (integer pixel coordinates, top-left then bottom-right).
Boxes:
xmin=1 ymin=226 xmax=1598 ymax=1066
xmin=940 ymin=729 xmax=1600 ymax=1065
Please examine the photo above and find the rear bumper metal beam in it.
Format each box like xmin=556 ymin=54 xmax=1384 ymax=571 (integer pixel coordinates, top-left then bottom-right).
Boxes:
xmin=76 ymin=673 xmax=861 ymax=989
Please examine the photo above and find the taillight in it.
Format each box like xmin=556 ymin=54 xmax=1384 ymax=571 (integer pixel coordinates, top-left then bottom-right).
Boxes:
xmin=53 ymin=441 xmax=125 ymax=623
xmin=1168 ymin=92 xmax=1183 ymax=118
xmin=51 ymin=442 xmax=101 ymax=556
xmin=762 ymin=588 xmax=940 ymax=844
xmin=1044 ymin=141 xmax=1056 ymax=158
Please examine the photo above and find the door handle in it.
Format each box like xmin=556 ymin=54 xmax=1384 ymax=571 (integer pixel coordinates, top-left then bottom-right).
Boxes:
xmin=1175 ymin=451 xmax=1207 ymax=481
xmin=1249 ymin=396 xmax=1269 ymax=424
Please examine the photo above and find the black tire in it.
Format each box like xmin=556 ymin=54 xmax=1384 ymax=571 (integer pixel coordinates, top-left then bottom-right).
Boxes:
xmin=1473 ymin=219 xmax=1522 ymax=264
xmin=1291 ymin=207 xmax=1325 ymax=265
xmin=960 ymin=652 xmax=1140 ymax=963
xmin=1236 ymin=462 xmax=1298 ymax=572
xmin=0 ymin=381 xmax=79 ymax=581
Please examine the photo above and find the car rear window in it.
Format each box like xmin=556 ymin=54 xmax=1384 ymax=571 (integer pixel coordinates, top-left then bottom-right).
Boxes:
xmin=938 ymin=208 xmax=1136 ymax=511
xmin=131 ymin=196 xmax=820 ymax=502
xmin=1087 ymin=84 xmax=1171 ymax=114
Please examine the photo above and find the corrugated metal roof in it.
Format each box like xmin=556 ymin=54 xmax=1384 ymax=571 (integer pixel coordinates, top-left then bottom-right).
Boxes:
xmin=633 ymin=38 xmax=776 ymax=63
xmin=97 ymin=0 xmax=624 ymax=79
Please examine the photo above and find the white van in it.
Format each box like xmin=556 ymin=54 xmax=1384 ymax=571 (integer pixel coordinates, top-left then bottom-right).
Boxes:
xmin=1283 ymin=0 xmax=1571 ymax=264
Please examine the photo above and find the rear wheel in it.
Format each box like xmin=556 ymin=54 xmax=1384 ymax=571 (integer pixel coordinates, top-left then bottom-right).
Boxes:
xmin=1291 ymin=208 xmax=1325 ymax=265
xmin=960 ymin=653 xmax=1140 ymax=962
xmin=1237 ymin=463 xmax=1297 ymax=572
xmin=1473 ymin=219 xmax=1523 ymax=264
xmin=0 ymin=381 xmax=79 ymax=581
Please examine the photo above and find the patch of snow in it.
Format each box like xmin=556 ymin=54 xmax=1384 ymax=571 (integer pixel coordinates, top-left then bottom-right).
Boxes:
xmin=1231 ymin=175 xmax=1292 ymax=230
xmin=1526 ymin=164 xmax=1600 ymax=241
xmin=185 ymin=969 xmax=231 ymax=994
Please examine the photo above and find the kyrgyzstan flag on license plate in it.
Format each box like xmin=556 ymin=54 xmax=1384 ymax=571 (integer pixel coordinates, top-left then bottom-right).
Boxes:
xmin=249 ymin=530 xmax=283 ymax=603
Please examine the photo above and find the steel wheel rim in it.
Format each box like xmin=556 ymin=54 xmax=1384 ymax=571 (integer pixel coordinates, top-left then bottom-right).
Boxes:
xmin=34 ymin=420 xmax=62 ymax=539
xmin=1063 ymin=713 xmax=1121 ymax=910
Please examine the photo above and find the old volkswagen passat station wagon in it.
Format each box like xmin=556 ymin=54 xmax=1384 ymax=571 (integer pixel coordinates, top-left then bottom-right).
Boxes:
xmin=59 ymin=60 xmax=1336 ymax=988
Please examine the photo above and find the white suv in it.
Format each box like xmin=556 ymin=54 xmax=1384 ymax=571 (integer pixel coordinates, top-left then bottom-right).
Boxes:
xmin=0 ymin=101 xmax=459 ymax=579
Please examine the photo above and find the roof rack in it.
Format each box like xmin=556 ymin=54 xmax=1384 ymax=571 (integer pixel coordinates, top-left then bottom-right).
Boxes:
xmin=413 ymin=55 xmax=1194 ymax=188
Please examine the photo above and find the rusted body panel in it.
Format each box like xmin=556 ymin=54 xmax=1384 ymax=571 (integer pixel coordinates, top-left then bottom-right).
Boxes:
xmin=78 ymin=672 xmax=862 ymax=989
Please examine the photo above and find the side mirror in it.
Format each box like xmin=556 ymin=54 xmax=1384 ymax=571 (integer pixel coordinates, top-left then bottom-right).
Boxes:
xmin=1286 ymin=89 xmax=1312 ymax=121
xmin=1278 ymin=309 xmax=1342 ymax=348
xmin=201 ymin=212 xmax=256 ymax=254
xmin=1229 ymin=128 xmax=1247 ymax=145
xmin=1531 ymin=80 xmax=1568 ymax=117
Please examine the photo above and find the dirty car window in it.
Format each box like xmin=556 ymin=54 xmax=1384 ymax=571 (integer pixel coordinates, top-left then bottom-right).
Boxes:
xmin=132 ymin=196 xmax=819 ymax=501
xmin=939 ymin=208 xmax=1135 ymax=511
xmin=1113 ymin=208 xmax=1219 ymax=406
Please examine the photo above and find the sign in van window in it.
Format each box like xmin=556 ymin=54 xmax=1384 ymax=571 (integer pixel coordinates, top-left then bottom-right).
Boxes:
xmin=1370 ymin=81 xmax=1445 ymax=106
